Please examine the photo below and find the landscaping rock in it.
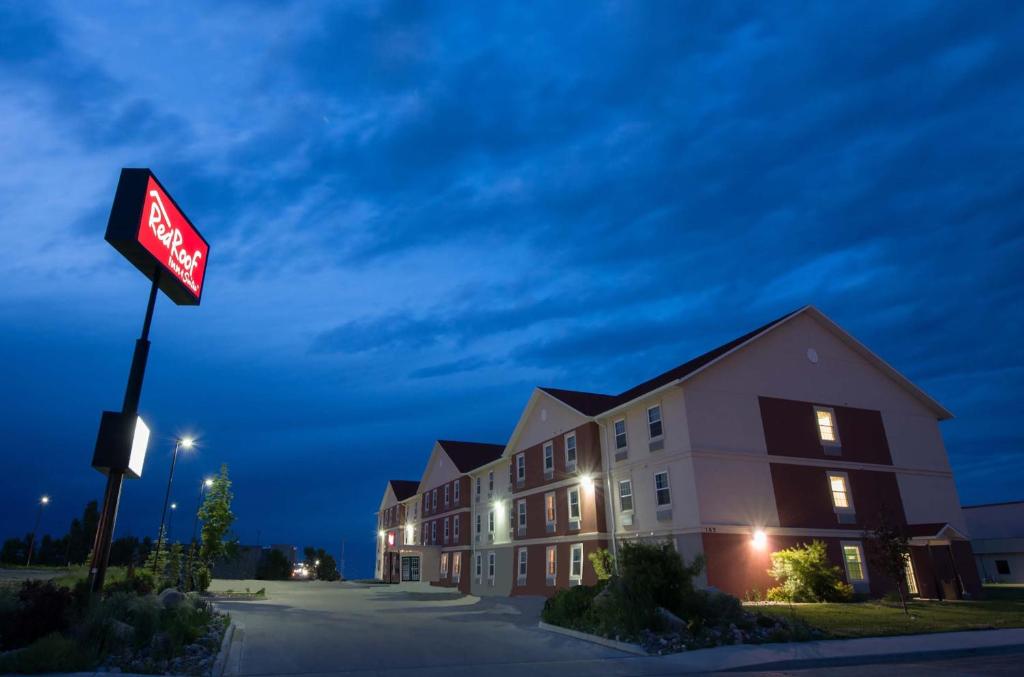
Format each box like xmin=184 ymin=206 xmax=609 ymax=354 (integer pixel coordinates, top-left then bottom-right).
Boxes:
xmin=110 ymin=620 xmax=135 ymax=643
xmin=655 ymin=606 xmax=688 ymax=633
xmin=158 ymin=588 xmax=186 ymax=609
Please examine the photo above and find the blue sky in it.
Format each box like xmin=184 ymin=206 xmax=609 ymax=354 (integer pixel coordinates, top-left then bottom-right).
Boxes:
xmin=1 ymin=1 xmax=1021 ymax=578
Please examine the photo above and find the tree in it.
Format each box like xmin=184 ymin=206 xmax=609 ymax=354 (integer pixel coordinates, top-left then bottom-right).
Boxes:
xmin=199 ymin=464 xmax=235 ymax=566
xmin=257 ymin=548 xmax=292 ymax=580
xmin=866 ymin=510 xmax=912 ymax=615
xmin=303 ymin=546 xmax=341 ymax=581
xmin=1 ymin=537 xmax=27 ymax=564
xmin=768 ymin=540 xmax=853 ymax=602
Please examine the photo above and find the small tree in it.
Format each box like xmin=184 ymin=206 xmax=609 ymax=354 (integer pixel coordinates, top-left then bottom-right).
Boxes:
xmin=866 ymin=510 xmax=912 ymax=615
xmin=144 ymin=526 xmax=170 ymax=582
xmin=199 ymin=465 xmax=235 ymax=566
xmin=768 ymin=540 xmax=853 ymax=602
xmin=588 ymin=548 xmax=614 ymax=581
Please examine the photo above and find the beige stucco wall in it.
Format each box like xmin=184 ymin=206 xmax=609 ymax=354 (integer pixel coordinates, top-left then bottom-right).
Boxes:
xmin=469 ymin=546 xmax=514 ymax=596
xmin=513 ymin=391 xmax=591 ymax=453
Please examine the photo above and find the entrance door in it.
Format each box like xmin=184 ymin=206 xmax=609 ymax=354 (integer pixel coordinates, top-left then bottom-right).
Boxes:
xmin=401 ymin=555 xmax=420 ymax=581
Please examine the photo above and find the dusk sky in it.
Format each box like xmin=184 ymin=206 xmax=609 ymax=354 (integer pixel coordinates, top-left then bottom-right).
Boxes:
xmin=1 ymin=1 xmax=1022 ymax=579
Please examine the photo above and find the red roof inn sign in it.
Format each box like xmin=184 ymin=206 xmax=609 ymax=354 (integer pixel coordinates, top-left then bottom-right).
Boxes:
xmin=105 ymin=169 xmax=209 ymax=305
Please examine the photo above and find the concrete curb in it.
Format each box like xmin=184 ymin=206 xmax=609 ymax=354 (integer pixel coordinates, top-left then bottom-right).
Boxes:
xmin=537 ymin=621 xmax=649 ymax=656
xmin=211 ymin=622 xmax=236 ymax=677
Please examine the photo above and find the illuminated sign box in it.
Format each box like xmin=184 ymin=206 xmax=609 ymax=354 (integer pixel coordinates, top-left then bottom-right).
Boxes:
xmin=105 ymin=168 xmax=209 ymax=305
xmin=92 ymin=411 xmax=151 ymax=479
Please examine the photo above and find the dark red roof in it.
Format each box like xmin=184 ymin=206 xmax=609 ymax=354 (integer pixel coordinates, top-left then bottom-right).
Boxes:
xmin=541 ymin=309 xmax=800 ymax=416
xmin=437 ymin=440 xmax=506 ymax=473
xmin=388 ymin=479 xmax=420 ymax=500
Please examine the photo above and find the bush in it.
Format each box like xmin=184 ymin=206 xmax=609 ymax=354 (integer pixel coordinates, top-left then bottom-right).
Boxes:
xmin=0 ymin=581 xmax=74 ymax=650
xmin=618 ymin=541 xmax=705 ymax=629
xmin=0 ymin=632 xmax=95 ymax=674
xmin=105 ymin=569 xmax=155 ymax=596
xmin=588 ymin=548 xmax=614 ymax=581
xmin=767 ymin=541 xmax=854 ymax=602
xmin=542 ymin=584 xmax=602 ymax=631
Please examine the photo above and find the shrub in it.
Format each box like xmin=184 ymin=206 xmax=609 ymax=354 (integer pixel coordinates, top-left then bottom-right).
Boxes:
xmin=542 ymin=584 xmax=602 ymax=631
xmin=190 ymin=561 xmax=212 ymax=592
xmin=767 ymin=541 xmax=854 ymax=602
xmin=588 ymin=548 xmax=614 ymax=581
xmin=105 ymin=569 xmax=155 ymax=596
xmin=619 ymin=541 xmax=705 ymax=625
xmin=0 ymin=632 xmax=95 ymax=674
xmin=0 ymin=581 xmax=74 ymax=650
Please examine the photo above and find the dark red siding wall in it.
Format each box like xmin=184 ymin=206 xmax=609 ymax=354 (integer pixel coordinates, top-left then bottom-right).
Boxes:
xmin=759 ymin=397 xmax=893 ymax=465
xmin=513 ymin=422 xmax=603 ymax=492
xmin=510 ymin=540 xmax=607 ymax=597
xmin=513 ymin=484 xmax=607 ymax=540
xmin=769 ymin=464 xmax=907 ymax=530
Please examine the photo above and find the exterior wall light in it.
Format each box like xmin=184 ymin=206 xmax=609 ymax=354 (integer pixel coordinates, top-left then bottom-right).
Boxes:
xmin=378 ymin=529 xmax=386 ymax=539
xmin=581 ymin=474 xmax=595 ymax=492
xmin=752 ymin=529 xmax=767 ymax=550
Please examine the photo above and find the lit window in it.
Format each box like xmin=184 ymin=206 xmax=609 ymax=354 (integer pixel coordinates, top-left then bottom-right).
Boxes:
xmin=488 ymin=552 xmax=495 ymax=579
xmin=441 ymin=552 xmax=449 ymax=576
xmin=828 ymin=472 xmax=853 ymax=511
xmin=565 ymin=433 xmax=577 ymax=471
xmin=516 ymin=453 xmax=526 ymax=482
xmin=618 ymin=479 xmax=634 ymax=512
xmin=543 ymin=442 xmax=554 ymax=473
xmin=518 ymin=548 xmax=528 ymax=579
xmin=655 ymin=471 xmax=671 ymax=506
xmin=904 ymin=554 xmax=918 ymax=595
xmin=545 ymin=492 xmax=556 ymax=525
xmin=614 ymin=419 xmax=627 ymax=450
xmin=452 ymin=552 xmax=461 ymax=577
xmin=546 ymin=545 xmax=557 ymax=581
xmin=570 ymin=543 xmax=583 ymax=580
xmin=842 ymin=543 xmax=866 ymax=581
xmin=517 ymin=500 xmax=527 ymax=531
xmin=568 ymin=486 xmax=581 ymax=522
xmin=815 ymin=406 xmax=839 ymax=445
xmin=453 ymin=515 xmax=460 ymax=540
xmin=648 ymin=405 xmax=663 ymax=439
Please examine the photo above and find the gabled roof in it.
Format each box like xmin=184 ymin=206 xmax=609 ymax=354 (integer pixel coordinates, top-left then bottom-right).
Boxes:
xmin=537 ymin=306 xmax=951 ymax=420
xmin=388 ymin=479 xmax=420 ymax=501
xmin=437 ymin=440 xmax=505 ymax=473
xmin=906 ymin=522 xmax=968 ymax=541
xmin=541 ymin=309 xmax=799 ymax=416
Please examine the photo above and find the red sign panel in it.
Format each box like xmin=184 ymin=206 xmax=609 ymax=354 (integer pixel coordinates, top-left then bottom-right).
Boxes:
xmin=135 ymin=177 xmax=208 ymax=299
xmin=105 ymin=169 xmax=209 ymax=306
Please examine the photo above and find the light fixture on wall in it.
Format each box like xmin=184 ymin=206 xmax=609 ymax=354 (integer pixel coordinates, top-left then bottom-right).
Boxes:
xmin=751 ymin=529 xmax=767 ymax=550
xmin=580 ymin=474 xmax=595 ymax=492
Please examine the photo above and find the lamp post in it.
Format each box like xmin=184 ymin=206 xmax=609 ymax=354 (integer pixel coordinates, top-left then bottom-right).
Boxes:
xmin=168 ymin=502 xmax=177 ymax=542
xmin=186 ymin=477 xmax=213 ymax=590
xmin=152 ymin=437 xmax=194 ymax=575
xmin=25 ymin=495 xmax=50 ymax=566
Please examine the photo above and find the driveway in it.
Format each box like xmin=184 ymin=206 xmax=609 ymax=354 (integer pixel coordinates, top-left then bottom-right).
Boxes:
xmin=211 ymin=579 xmax=630 ymax=676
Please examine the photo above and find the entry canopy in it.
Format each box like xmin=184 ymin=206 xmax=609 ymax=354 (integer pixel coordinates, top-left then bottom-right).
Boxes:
xmin=105 ymin=168 xmax=209 ymax=305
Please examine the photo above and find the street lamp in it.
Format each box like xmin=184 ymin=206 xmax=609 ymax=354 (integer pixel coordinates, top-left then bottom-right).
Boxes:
xmin=153 ymin=436 xmax=195 ymax=576
xmin=186 ymin=477 xmax=214 ymax=590
xmin=168 ymin=502 xmax=178 ymax=542
xmin=26 ymin=495 xmax=50 ymax=566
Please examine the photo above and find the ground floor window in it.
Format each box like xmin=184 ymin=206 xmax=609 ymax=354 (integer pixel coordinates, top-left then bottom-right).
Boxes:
xmin=452 ymin=552 xmax=461 ymax=580
xmin=841 ymin=542 xmax=867 ymax=582
xmin=546 ymin=545 xmax=557 ymax=584
xmin=475 ymin=553 xmax=482 ymax=579
xmin=488 ymin=552 xmax=496 ymax=579
xmin=440 ymin=552 xmax=449 ymax=577
xmin=996 ymin=559 xmax=1011 ymax=575
xmin=517 ymin=547 xmax=528 ymax=582
xmin=570 ymin=543 xmax=583 ymax=582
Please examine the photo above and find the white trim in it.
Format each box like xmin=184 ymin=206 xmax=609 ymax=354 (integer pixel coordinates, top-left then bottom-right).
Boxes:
xmin=647 ymin=404 xmax=664 ymax=441
xmin=654 ymin=469 xmax=672 ymax=508
xmin=613 ymin=418 xmax=628 ymax=451
xmin=827 ymin=470 xmax=855 ymax=514
xmin=570 ymin=542 xmax=584 ymax=581
xmin=517 ymin=546 xmax=528 ymax=584
xmin=517 ymin=499 xmax=528 ymax=533
xmin=814 ymin=405 xmax=841 ymax=447
xmin=487 ymin=551 xmax=496 ymax=580
xmin=840 ymin=540 xmax=869 ymax=583
xmin=545 ymin=490 xmax=557 ymax=528
xmin=543 ymin=441 xmax=554 ymax=477
xmin=567 ymin=484 xmax=582 ymax=525
xmin=516 ymin=453 xmax=526 ymax=482
xmin=564 ymin=432 xmax=578 ymax=472
xmin=618 ymin=478 xmax=634 ymax=513
xmin=545 ymin=544 xmax=557 ymax=585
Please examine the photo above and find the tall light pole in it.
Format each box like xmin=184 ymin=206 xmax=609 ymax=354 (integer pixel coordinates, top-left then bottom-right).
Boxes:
xmin=26 ymin=495 xmax=50 ymax=566
xmin=186 ymin=477 xmax=213 ymax=590
xmin=168 ymin=502 xmax=177 ymax=542
xmin=152 ymin=437 xmax=194 ymax=575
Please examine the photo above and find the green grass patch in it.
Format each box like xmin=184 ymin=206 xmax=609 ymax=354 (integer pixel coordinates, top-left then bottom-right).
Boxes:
xmin=751 ymin=598 xmax=1024 ymax=638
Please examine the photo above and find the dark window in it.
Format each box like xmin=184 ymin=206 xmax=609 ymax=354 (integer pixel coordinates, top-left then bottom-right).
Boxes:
xmin=996 ymin=559 xmax=1011 ymax=575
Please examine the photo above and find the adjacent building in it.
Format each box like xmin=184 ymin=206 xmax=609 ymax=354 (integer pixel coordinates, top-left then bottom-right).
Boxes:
xmin=963 ymin=501 xmax=1024 ymax=583
xmin=375 ymin=306 xmax=981 ymax=600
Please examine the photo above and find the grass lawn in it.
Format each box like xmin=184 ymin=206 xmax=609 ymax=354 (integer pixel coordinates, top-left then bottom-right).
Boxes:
xmin=751 ymin=594 xmax=1024 ymax=638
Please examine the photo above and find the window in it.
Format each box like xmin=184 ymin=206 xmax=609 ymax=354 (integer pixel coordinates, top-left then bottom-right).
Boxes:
xmin=516 ymin=453 xmax=526 ymax=482
xmin=570 ymin=543 xmax=583 ymax=581
xmin=421 ymin=523 xmax=426 ymax=543
xmin=655 ymin=471 xmax=671 ymax=506
xmin=443 ymin=517 xmax=450 ymax=543
xmin=614 ymin=419 xmax=627 ymax=450
xmin=648 ymin=405 xmax=663 ymax=439
xmin=904 ymin=554 xmax=918 ymax=595
xmin=815 ymin=406 xmax=839 ymax=445
xmin=423 ymin=494 xmax=428 ymax=512
xmin=440 ymin=552 xmax=449 ymax=576
xmin=452 ymin=552 xmax=461 ymax=578
xmin=488 ymin=509 xmax=495 ymax=534
xmin=546 ymin=545 xmax=557 ymax=582
xmin=828 ymin=472 xmax=854 ymax=512
xmin=517 ymin=499 xmax=527 ymax=531
xmin=996 ymin=559 xmax=1011 ymax=575
xmin=453 ymin=515 xmax=460 ymax=540
xmin=568 ymin=486 xmax=581 ymax=523
xmin=545 ymin=492 xmax=556 ymax=526
xmin=543 ymin=442 xmax=554 ymax=474
xmin=432 ymin=489 xmax=437 ymax=510
xmin=488 ymin=471 xmax=494 ymax=492
xmin=475 ymin=553 xmax=482 ymax=578
xmin=476 ymin=513 xmax=481 ymax=534
xmin=565 ymin=433 xmax=577 ymax=472
xmin=430 ymin=522 xmax=436 ymax=543
xmin=488 ymin=552 xmax=495 ymax=579
xmin=444 ymin=484 xmax=450 ymax=506
xmin=454 ymin=480 xmax=460 ymax=503
xmin=842 ymin=542 xmax=867 ymax=582
xmin=476 ymin=476 xmax=481 ymax=498
xmin=518 ymin=548 xmax=528 ymax=580
xmin=618 ymin=479 xmax=634 ymax=512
